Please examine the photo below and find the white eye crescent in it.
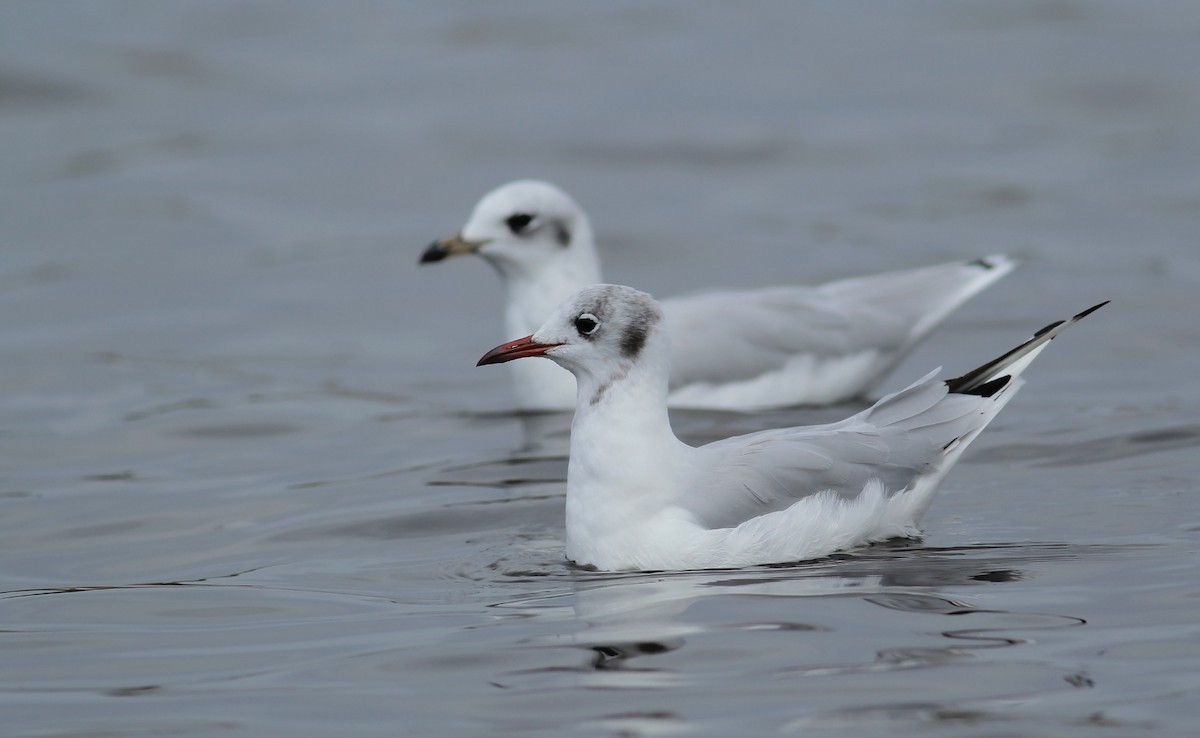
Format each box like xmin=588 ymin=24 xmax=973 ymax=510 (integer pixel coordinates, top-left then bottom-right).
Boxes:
xmin=574 ymin=313 xmax=600 ymax=336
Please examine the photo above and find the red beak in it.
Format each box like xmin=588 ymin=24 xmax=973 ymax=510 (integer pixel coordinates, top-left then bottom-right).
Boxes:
xmin=477 ymin=335 xmax=562 ymax=366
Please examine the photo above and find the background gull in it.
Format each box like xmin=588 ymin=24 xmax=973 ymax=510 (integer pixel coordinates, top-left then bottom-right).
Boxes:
xmin=426 ymin=180 xmax=1015 ymax=411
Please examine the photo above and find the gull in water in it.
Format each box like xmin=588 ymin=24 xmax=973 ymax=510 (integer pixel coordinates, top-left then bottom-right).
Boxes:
xmin=425 ymin=180 xmax=1015 ymax=411
xmin=478 ymin=284 xmax=1105 ymax=571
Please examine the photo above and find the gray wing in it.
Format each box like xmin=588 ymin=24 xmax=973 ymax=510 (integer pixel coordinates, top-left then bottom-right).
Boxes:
xmin=661 ymin=256 xmax=1014 ymax=388
xmin=677 ymin=296 xmax=1105 ymax=531
xmin=682 ymin=372 xmax=986 ymax=529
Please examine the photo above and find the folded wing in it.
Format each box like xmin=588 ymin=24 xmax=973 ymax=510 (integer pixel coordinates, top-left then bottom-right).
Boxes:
xmin=662 ymin=256 xmax=1015 ymax=392
xmin=680 ymin=299 xmax=1107 ymax=530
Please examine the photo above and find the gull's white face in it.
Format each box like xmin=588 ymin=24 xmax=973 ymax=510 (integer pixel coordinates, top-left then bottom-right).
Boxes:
xmin=460 ymin=180 xmax=583 ymax=277
xmin=478 ymin=284 xmax=663 ymax=380
xmin=532 ymin=285 xmax=660 ymax=372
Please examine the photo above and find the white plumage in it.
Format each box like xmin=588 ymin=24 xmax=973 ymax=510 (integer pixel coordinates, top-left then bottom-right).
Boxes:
xmin=478 ymin=284 xmax=1105 ymax=571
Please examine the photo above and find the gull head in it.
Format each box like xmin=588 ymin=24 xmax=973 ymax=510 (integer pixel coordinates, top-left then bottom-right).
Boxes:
xmin=477 ymin=284 xmax=666 ymax=387
xmin=421 ymin=180 xmax=598 ymax=283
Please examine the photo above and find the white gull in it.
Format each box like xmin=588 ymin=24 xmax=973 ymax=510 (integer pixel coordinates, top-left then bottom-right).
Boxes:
xmin=478 ymin=284 xmax=1105 ymax=572
xmin=424 ymin=180 xmax=1015 ymax=411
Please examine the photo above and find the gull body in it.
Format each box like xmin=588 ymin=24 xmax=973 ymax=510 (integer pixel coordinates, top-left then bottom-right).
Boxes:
xmin=478 ymin=284 xmax=1105 ymax=572
xmin=426 ymin=180 xmax=1015 ymax=411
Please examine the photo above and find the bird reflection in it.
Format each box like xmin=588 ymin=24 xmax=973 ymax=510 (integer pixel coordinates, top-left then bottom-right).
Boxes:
xmin=489 ymin=541 xmax=1123 ymax=685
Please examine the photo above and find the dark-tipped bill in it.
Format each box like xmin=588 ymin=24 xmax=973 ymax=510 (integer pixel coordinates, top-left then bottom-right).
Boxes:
xmin=477 ymin=335 xmax=561 ymax=366
xmin=419 ymin=233 xmax=487 ymax=264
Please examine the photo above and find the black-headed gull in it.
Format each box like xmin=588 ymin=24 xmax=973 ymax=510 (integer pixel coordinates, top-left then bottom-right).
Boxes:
xmin=478 ymin=284 xmax=1105 ymax=571
xmin=425 ymin=180 xmax=1015 ymax=411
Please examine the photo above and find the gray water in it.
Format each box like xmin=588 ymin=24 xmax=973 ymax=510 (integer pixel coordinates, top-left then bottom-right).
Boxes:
xmin=3 ymin=2 xmax=1200 ymax=736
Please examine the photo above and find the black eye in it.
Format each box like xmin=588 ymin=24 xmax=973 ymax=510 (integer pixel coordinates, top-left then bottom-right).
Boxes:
xmin=505 ymin=213 xmax=535 ymax=234
xmin=574 ymin=313 xmax=600 ymax=336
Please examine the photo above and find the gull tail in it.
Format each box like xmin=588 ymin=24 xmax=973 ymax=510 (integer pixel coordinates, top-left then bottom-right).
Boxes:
xmin=825 ymin=254 xmax=1017 ymax=399
xmin=945 ymin=301 xmax=1109 ymax=398
xmin=876 ymin=299 xmax=1108 ymax=524
xmin=904 ymin=254 xmax=1018 ymax=344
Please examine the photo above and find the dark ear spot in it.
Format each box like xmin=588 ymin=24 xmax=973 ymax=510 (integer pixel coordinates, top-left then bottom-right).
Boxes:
xmin=552 ymin=220 xmax=571 ymax=247
xmin=620 ymin=322 xmax=648 ymax=358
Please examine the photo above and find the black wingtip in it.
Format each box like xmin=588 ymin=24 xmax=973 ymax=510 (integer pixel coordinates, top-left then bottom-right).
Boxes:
xmin=958 ymin=374 xmax=1011 ymax=397
xmin=967 ymin=256 xmax=998 ymax=270
xmin=1033 ymin=319 xmax=1065 ymax=339
xmin=1032 ymin=301 xmax=1108 ymax=338
xmin=1073 ymin=300 xmax=1109 ymax=321
xmin=945 ymin=300 xmax=1105 ymax=396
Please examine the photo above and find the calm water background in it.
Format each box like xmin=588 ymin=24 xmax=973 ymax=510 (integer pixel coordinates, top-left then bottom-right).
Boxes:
xmin=3 ymin=2 xmax=1199 ymax=736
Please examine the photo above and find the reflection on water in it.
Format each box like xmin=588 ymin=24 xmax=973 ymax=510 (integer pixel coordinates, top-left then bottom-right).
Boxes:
xmin=486 ymin=542 xmax=1125 ymax=692
xmin=971 ymin=424 xmax=1200 ymax=467
xmin=429 ymin=455 xmax=568 ymax=489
